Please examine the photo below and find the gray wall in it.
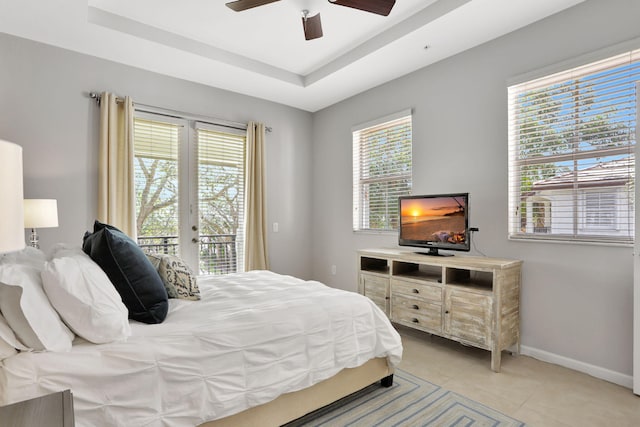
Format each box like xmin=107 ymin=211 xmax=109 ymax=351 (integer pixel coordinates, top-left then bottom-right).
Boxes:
xmin=0 ymin=33 xmax=313 ymax=279
xmin=311 ymin=0 xmax=640 ymax=378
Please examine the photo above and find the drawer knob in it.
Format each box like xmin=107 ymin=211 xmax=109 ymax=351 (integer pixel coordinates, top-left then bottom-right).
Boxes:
xmin=412 ymin=304 xmax=419 ymax=310
xmin=445 ymin=310 xmax=450 ymax=314
xmin=412 ymin=289 xmax=419 ymax=294
xmin=412 ymin=318 xmax=419 ymax=323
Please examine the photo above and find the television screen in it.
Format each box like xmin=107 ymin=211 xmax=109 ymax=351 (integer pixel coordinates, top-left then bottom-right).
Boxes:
xmin=398 ymin=193 xmax=469 ymax=256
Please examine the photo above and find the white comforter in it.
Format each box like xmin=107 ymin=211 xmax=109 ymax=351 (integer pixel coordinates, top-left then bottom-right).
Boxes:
xmin=0 ymin=270 xmax=402 ymax=427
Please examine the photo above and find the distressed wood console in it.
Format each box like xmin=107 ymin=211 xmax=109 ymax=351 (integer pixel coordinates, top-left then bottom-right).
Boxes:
xmin=357 ymin=248 xmax=522 ymax=372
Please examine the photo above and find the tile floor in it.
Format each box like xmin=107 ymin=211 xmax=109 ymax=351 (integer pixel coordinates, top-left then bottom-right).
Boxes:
xmin=396 ymin=326 xmax=640 ymax=427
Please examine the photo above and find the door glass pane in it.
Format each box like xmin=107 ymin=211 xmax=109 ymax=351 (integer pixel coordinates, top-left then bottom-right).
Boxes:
xmin=196 ymin=127 xmax=245 ymax=275
xmin=133 ymin=117 xmax=181 ymax=256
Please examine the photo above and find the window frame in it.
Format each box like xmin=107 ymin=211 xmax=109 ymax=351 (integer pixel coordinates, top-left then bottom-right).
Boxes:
xmin=352 ymin=109 xmax=413 ymax=233
xmin=507 ymin=47 xmax=638 ymax=245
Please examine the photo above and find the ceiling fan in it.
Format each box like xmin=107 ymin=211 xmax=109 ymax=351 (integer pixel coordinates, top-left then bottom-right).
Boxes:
xmin=225 ymin=0 xmax=396 ymax=41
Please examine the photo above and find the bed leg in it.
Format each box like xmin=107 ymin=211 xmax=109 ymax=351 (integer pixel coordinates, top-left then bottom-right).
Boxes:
xmin=380 ymin=374 xmax=394 ymax=388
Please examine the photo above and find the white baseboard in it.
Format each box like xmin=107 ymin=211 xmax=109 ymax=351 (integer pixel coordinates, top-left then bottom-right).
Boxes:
xmin=520 ymin=345 xmax=633 ymax=389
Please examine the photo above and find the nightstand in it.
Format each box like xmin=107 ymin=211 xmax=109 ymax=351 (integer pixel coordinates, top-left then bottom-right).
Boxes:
xmin=0 ymin=390 xmax=74 ymax=427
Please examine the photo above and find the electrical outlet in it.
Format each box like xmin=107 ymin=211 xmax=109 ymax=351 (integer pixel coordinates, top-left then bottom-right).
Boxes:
xmin=331 ymin=265 xmax=337 ymax=275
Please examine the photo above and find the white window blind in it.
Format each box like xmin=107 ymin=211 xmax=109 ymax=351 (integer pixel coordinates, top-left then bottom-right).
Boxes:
xmin=508 ymin=49 xmax=639 ymax=244
xmin=353 ymin=111 xmax=412 ymax=231
xmin=195 ymin=123 xmax=245 ymax=274
xmin=133 ymin=117 xmax=181 ymax=255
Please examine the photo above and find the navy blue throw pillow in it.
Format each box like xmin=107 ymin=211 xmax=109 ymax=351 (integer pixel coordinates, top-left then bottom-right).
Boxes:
xmin=83 ymin=221 xmax=168 ymax=324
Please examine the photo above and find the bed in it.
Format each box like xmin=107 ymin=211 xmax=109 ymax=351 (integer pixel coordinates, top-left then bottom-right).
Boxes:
xmin=0 ymin=269 xmax=403 ymax=426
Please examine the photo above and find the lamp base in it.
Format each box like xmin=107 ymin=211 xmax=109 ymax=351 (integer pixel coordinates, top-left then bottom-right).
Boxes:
xmin=29 ymin=228 xmax=39 ymax=249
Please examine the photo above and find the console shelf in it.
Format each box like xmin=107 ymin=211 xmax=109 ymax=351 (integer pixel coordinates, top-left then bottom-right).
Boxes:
xmin=357 ymin=248 xmax=522 ymax=372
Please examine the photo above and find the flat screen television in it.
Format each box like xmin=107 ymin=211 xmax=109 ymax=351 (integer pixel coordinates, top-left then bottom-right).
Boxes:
xmin=398 ymin=193 xmax=469 ymax=256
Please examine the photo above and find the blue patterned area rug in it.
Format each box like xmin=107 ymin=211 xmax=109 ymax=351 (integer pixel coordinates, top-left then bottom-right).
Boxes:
xmin=288 ymin=369 xmax=526 ymax=427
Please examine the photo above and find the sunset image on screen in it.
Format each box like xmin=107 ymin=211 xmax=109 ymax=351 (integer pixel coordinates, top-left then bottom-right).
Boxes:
xmin=400 ymin=196 xmax=466 ymax=243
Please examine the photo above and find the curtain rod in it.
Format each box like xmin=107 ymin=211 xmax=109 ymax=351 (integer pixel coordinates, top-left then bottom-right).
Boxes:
xmin=88 ymin=92 xmax=272 ymax=133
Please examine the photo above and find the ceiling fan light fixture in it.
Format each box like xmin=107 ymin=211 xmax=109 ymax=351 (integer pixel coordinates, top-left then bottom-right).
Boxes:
xmin=301 ymin=10 xmax=323 ymax=41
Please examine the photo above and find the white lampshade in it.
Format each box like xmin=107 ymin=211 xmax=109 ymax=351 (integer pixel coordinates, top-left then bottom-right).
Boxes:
xmin=24 ymin=199 xmax=59 ymax=228
xmin=0 ymin=140 xmax=25 ymax=253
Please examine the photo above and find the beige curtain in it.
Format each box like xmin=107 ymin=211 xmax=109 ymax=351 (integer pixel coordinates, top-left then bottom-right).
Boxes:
xmin=97 ymin=92 xmax=137 ymax=239
xmin=244 ymin=121 xmax=269 ymax=271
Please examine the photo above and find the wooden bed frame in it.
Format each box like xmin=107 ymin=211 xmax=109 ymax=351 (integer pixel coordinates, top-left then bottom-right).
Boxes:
xmin=200 ymin=357 xmax=393 ymax=427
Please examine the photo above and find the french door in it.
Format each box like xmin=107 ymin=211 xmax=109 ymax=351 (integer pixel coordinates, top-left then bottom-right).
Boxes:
xmin=133 ymin=111 xmax=246 ymax=275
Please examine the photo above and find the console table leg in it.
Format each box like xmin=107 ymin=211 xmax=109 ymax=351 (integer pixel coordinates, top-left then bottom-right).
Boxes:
xmin=491 ymin=349 xmax=501 ymax=373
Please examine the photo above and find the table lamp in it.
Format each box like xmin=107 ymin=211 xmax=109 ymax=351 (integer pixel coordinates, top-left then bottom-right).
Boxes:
xmin=24 ymin=199 xmax=58 ymax=249
xmin=0 ymin=140 xmax=25 ymax=254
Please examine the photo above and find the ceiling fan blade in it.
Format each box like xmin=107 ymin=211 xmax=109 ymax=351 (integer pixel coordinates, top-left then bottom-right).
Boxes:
xmin=302 ymin=13 xmax=323 ymax=41
xmin=328 ymin=0 xmax=396 ymax=16
xmin=226 ymin=0 xmax=281 ymax=12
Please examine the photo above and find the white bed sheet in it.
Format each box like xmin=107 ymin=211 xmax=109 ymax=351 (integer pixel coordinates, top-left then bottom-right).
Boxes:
xmin=0 ymin=270 xmax=402 ymax=427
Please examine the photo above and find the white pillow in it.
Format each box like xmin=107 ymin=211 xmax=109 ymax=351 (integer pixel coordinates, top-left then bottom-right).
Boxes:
xmin=0 ymin=312 xmax=29 ymax=360
xmin=2 ymin=246 xmax=46 ymax=269
xmin=41 ymin=246 xmax=131 ymax=344
xmin=0 ymin=263 xmax=74 ymax=352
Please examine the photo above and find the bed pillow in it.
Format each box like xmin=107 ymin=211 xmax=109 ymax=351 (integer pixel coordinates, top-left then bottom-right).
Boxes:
xmin=0 ymin=313 xmax=28 ymax=360
xmin=83 ymin=221 xmax=168 ymax=324
xmin=2 ymin=246 xmax=46 ymax=269
xmin=146 ymin=253 xmax=200 ymax=301
xmin=42 ymin=246 xmax=132 ymax=343
xmin=0 ymin=263 xmax=74 ymax=352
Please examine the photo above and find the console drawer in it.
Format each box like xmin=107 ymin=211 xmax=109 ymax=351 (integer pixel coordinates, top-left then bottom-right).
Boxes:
xmin=392 ymin=295 xmax=442 ymax=332
xmin=391 ymin=278 xmax=442 ymax=302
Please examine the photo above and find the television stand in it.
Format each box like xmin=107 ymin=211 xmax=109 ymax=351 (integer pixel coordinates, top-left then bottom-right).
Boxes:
xmin=357 ymin=248 xmax=522 ymax=372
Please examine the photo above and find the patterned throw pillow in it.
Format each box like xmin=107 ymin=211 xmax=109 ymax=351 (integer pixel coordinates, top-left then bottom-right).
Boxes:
xmin=146 ymin=253 xmax=200 ymax=301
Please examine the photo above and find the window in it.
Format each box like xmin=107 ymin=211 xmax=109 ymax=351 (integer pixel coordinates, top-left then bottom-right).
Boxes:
xmin=353 ymin=110 xmax=412 ymax=232
xmin=508 ymin=49 xmax=639 ymax=244
xmin=583 ymin=190 xmax=616 ymax=230
xmin=134 ymin=112 xmax=246 ymax=274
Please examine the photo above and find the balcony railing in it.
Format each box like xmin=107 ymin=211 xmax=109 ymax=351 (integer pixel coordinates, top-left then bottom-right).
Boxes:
xmin=138 ymin=236 xmax=179 ymax=255
xmin=137 ymin=234 xmax=237 ymax=275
